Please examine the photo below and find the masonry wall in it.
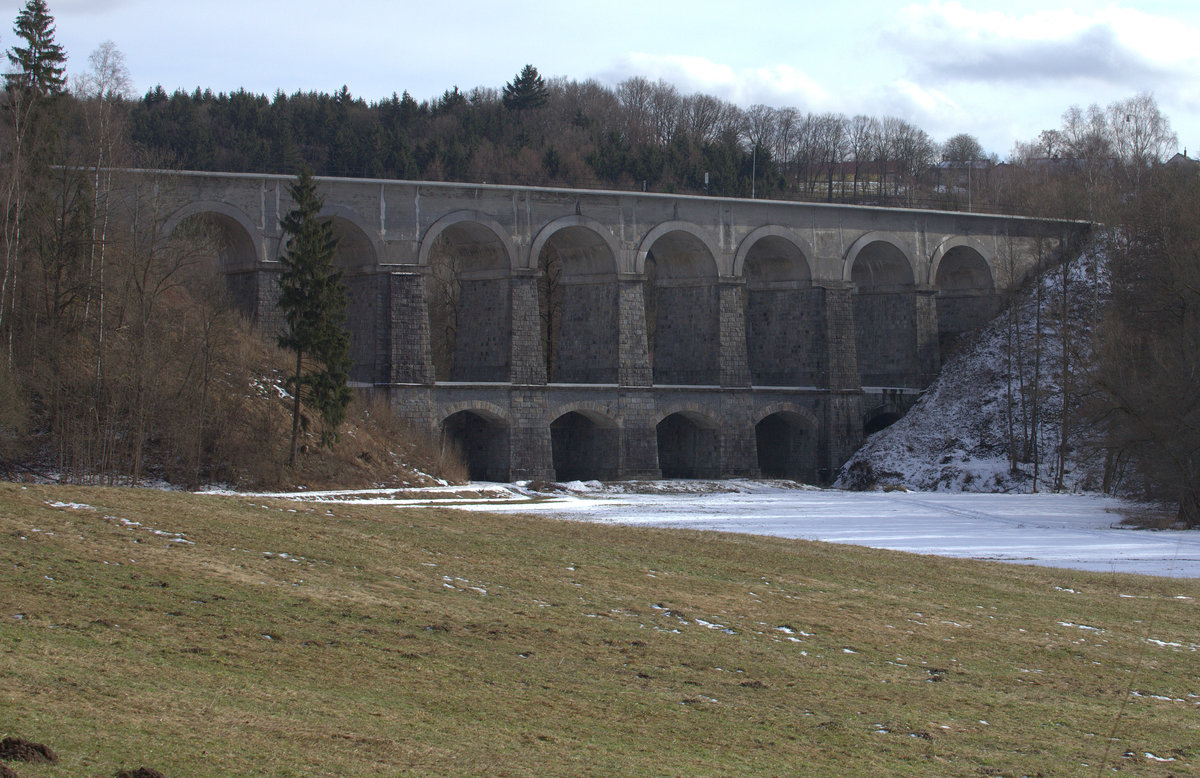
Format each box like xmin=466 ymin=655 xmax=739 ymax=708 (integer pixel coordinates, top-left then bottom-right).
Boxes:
xmin=746 ymin=285 xmax=827 ymax=386
xmin=452 ymin=278 xmax=510 ymax=382
xmin=162 ymin=171 xmax=1086 ymax=482
xmin=554 ymin=280 xmax=619 ymax=384
xmin=653 ymin=284 xmax=720 ymax=385
xmin=853 ymin=291 xmax=920 ymax=387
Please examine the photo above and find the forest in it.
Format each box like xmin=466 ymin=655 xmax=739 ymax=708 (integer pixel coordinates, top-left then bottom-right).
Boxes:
xmin=0 ymin=1 xmax=1196 ymax=524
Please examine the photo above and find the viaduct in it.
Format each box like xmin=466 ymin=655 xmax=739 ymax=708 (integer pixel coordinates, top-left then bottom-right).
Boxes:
xmin=148 ymin=170 xmax=1086 ymax=483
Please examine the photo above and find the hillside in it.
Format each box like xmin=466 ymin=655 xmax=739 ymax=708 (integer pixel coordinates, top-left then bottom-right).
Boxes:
xmin=838 ymin=245 xmax=1112 ymax=495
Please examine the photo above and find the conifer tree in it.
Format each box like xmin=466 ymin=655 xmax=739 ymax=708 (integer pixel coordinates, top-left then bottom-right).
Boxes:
xmin=277 ymin=169 xmax=352 ymax=465
xmin=7 ymin=0 xmax=65 ymax=96
xmin=502 ymin=64 xmax=548 ymax=112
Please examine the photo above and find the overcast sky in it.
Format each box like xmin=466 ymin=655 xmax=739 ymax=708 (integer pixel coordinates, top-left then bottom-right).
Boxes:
xmin=8 ymin=0 xmax=1200 ymax=158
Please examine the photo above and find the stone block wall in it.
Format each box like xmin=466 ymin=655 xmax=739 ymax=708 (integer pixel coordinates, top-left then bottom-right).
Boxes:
xmin=853 ymin=291 xmax=919 ymax=387
xmin=746 ymin=286 xmax=827 ymax=386
xmin=453 ymin=278 xmax=511 ymax=382
xmin=653 ymin=284 xmax=719 ymax=385
xmin=555 ymin=280 xmax=619 ymax=383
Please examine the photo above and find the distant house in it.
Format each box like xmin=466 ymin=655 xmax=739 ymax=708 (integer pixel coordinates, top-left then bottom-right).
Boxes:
xmin=1165 ymin=152 xmax=1199 ymax=171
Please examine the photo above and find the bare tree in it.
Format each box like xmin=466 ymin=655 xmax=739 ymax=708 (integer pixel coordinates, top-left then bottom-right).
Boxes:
xmin=616 ymin=77 xmax=653 ymax=145
xmin=846 ymin=115 xmax=877 ymax=201
xmin=941 ymin=132 xmax=984 ymax=162
xmin=1108 ymin=92 xmax=1177 ymax=168
xmin=74 ymin=41 xmax=132 ymax=386
xmin=678 ymin=92 xmax=726 ymax=144
xmin=646 ymin=79 xmax=680 ymax=145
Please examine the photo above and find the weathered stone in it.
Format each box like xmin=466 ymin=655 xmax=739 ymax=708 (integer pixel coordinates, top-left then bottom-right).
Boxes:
xmin=148 ymin=171 xmax=1085 ymax=482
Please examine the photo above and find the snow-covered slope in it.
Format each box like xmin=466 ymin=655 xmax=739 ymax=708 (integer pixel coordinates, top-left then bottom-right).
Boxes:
xmin=837 ymin=245 xmax=1110 ymax=494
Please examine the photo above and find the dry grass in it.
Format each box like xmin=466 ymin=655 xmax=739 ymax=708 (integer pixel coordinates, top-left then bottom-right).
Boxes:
xmin=1 ymin=482 xmax=1198 ymax=776
xmin=216 ymin=390 xmax=467 ymax=491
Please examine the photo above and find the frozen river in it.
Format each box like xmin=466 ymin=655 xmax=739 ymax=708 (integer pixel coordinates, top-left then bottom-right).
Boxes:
xmin=268 ymin=481 xmax=1200 ymax=578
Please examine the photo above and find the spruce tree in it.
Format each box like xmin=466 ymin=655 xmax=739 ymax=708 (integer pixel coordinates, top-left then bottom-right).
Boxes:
xmin=277 ymin=169 xmax=352 ymax=466
xmin=502 ymin=64 xmax=548 ymax=112
xmin=7 ymin=0 xmax=65 ymax=96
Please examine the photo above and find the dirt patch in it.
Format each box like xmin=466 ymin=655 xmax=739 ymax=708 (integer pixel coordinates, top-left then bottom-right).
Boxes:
xmin=116 ymin=769 xmax=167 ymax=778
xmin=0 ymin=763 xmax=19 ymax=778
xmin=0 ymin=738 xmax=57 ymax=764
xmin=1114 ymin=505 xmax=1188 ymax=530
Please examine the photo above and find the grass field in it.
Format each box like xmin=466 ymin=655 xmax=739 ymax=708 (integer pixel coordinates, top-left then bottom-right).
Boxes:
xmin=1 ymin=482 xmax=1197 ymax=776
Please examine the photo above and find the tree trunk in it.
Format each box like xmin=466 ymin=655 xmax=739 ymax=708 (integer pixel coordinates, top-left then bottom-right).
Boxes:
xmin=289 ymin=349 xmax=303 ymax=467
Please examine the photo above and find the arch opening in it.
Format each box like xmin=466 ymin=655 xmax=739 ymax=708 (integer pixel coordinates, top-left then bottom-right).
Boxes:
xmin=644 ymin=230 xmax=719 ymax=385
xmin=537 ymin=226 xmax=619 ymax=384
xmin=329 ymin=217 xmax=380 ymax=383
xmin=864 ymin=410 xmax=902 ymax=436
xmin=171 ymin=212 xmax=259 ymax=318
xmin=935 ymin=245 xmax=997 ymax=356
xmin=743 ymin=236 xmax=822 ymax=386
xmin=851 ymin=241 xmax=919 ymax=388
xmin=755 ymin=412 xmax=816 ymax=481
xmin=425 ymin=224 xmax=512 ymax=382
xmin=442 ymin=410 xmax=509 ymax=482
xmin=550 ymin=411 xmax=618 ymax=481
xmin=656 ymin=412 xmax=720 ymax=479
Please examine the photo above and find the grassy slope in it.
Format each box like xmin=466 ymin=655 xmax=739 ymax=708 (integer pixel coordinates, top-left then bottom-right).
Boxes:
xmin=1 ymin=483 xmax=1197 ymax=776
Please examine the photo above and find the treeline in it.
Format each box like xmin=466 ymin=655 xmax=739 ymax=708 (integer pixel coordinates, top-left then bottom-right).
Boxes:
xmin=121 ymin=71 xmax=983 ymax=208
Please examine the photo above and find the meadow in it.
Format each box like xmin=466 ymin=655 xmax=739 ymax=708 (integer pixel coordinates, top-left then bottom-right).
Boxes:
xmin=1 ymin=482 xmax=1197 ymax=775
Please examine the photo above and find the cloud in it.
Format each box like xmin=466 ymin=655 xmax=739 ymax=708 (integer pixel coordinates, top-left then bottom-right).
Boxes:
xmin=50 ymin=0 xmax=138 ymax=12
xmin=601 ymin=52 xmax=828 ymax=108
xmin=890 ymin=2 xmax=1197 ymax=88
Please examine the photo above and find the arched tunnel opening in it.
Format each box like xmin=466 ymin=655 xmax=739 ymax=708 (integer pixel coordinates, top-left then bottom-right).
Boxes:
xmin=442 ymin=411 xmax=509 ymax=482
xmin=656 ymin=412 xmax=720 ymax=479
xmin=550 ymin=411 xmax=618 ymax=482
xmin=863 ymin=411 xmax=902 ymax=437
xmin=755 ymin=412 xmax=815 ymax=481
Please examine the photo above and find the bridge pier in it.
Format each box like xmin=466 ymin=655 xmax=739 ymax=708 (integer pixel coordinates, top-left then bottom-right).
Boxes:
xmin=386 ymin=272 xmax=434 ymax=384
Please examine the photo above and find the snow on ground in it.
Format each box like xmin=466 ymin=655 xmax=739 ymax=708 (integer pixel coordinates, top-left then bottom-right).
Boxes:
xmin=838 ymin=246 xmax=1110 ymax=494
xmin=262 ymin=480 xmax=1200 ymax=578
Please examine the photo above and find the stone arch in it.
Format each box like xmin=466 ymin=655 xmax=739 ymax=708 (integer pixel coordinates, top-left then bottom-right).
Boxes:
xmin=529 ymin=216 xmax=622 ymax=275
xmin=753 ymin=403 xmax=819 ymax=482
xmin=550 ymin=399 xmax=620 ymax=425
xmin=845 ymin=235 xmax=916 ymax=287
xmin=441 ymin=400 xmax=512 ymax=426
xmin=634 ymin=221 xmax=721 ymax=277
xmin=417 ymin=211 xmax=516 ymax=272
xmin=440 ymin=403 xmax=511 ymax=482
xmin=732 ymin=226 xmax=815 ymax=279
xmin=419 ymin=212 xmax=516 ymax=383
xmin=848 ymin=236 xmax=920 ymax=388
xmin=737 ymin=228 xmax=822 ymax=387
xmin=549 ymin=403 xmax=620 ymax=482
xmin=931 ymin=239 xmax=999 ymax=356
xmin=928 ymin=236 xmax=992 ymax=287
xmin=655 ymin=406 xmax=723 ymax=479
xmin=324 ymin=216 xmax=383 ymax=383
xmin=531 ymin=218 xmax=622 ymax=384
xmin=323 ymin=206 xmax=382 ymax=270
xmin=862 ymin=391 xmax=909 ymax=436
xmin=842 ymin=231 xmax=918 ymax=285
xmin=162 ymin=201 xmax=262 ymax=268
xmin=863 ymin=408 xmax=903 ymax=436
xmin=162 ymin=202 xmax=263 ymax=322
xmin=638 ymin=223 xmax=721 ymax=385
xmin=753 ymin=402 xmax=819 ymax=430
